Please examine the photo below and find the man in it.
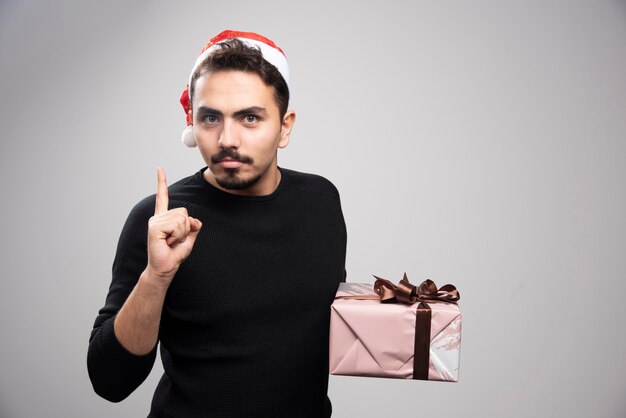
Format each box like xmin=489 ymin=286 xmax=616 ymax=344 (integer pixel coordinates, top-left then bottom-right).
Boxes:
xmin=87 ymin=30 xmax=347 ymax=417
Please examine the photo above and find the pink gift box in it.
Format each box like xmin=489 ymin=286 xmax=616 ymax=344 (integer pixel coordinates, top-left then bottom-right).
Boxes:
xmin=329 ymin=281 xmax=462 ymax=382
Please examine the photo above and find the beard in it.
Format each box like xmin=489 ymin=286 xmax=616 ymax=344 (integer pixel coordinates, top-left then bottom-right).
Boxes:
xmin=214 ymin=168 xmax=262 ymax=190
xmin=210 ymin=148 xmax=260 ymax=190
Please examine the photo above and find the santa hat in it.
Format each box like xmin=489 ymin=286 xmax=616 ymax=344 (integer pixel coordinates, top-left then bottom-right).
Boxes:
xmin=179 ymin=30 xmax=290 ymax=147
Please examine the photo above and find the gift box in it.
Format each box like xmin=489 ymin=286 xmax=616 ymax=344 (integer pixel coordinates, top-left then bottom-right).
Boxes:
xmin=329 ymin=274 xmax=462 ymax=382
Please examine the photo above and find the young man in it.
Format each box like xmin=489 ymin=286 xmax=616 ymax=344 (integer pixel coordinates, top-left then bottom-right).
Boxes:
xmin=87 ymin=31 xmax=347 ymax=417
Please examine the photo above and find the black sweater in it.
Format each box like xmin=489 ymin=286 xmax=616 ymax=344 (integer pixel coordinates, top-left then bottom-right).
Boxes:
xmin=87 ymin=166 xmax=347 ymax=417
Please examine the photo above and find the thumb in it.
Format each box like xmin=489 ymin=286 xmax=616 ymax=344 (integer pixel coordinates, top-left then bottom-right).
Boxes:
xmin=177 ymin=217 xmax=202 ymax=252
xmin=188 ymin=217 xmax=202 ymax=238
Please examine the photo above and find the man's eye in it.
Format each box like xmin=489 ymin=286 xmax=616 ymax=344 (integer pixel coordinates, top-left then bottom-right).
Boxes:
xmin=244 ymin=115 xmax=258 ymax=123
xmin=203 ymin=115 xmax=218 ymax=124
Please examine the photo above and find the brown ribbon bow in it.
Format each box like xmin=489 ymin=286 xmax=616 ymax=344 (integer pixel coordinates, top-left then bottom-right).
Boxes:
xmin=372 ymin=273 xmax=460 ymax=305
xmin=371 ymin=273 xmax=460 ymax=380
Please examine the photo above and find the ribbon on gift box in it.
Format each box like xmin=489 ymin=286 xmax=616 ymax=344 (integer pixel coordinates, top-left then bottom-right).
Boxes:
xmin=336 ymin=273 xmax=460 ymax=380
xmin=373 ymin=273 xmax=459 ymax=380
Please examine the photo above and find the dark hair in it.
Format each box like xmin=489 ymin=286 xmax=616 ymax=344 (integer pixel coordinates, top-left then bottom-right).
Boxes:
xmin=189 ymin=38 xmax=290 ymax=119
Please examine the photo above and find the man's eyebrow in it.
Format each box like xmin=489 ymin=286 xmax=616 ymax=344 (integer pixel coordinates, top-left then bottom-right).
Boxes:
xmin=233 ymin=106 xmax=267 ymax=118
xmin=197 ymin=106 xmax=223 ymax=116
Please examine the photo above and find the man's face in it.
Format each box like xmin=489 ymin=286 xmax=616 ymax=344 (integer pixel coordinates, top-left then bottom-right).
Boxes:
xmin=192 ymin=70 xmax=295 ymax=196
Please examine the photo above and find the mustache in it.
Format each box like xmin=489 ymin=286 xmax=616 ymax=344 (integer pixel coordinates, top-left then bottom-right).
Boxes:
xmin=210 ymin=148 xmax=254 ymax=165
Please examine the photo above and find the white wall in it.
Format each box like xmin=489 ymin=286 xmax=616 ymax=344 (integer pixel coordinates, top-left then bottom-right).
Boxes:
xmin=1 ymin=0 xmax=625 ymax=416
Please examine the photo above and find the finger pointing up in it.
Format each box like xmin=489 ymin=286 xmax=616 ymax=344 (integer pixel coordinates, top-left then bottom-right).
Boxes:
xmin=155 ymin=166 xmax=169 ymax=215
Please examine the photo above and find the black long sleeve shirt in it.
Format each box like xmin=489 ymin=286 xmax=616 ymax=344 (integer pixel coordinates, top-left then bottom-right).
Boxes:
xmin=87 ymin=166 xmax=347 ymax=417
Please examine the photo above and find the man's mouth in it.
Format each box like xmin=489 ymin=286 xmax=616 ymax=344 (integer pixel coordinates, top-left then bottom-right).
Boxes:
xmin=218 ymin=157 xmax=245 ymax=169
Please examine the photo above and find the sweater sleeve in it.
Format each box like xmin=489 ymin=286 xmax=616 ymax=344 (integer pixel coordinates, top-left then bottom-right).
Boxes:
xmin=87 ymin=195 xmax=158 ymax=402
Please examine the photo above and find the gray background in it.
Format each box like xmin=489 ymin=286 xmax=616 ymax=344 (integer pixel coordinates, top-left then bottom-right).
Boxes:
xmin=1 ymin=0 xmax=625 ymax=417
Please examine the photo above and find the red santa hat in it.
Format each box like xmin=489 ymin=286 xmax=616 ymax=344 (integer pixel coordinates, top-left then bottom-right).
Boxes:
xmin=179 ymin=30 xmax=290 ymax=147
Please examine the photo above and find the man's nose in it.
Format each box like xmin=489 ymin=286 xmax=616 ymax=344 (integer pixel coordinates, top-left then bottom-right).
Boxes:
xmin=218 ymin=121 xmax=239 ymax=148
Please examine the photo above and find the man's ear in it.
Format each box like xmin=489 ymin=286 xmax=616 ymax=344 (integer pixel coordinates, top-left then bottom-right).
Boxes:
xmin=278 ymin=111 xmax=296 ymax=148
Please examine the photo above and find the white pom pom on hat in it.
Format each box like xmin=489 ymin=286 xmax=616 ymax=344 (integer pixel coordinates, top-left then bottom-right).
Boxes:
xmin=181 ymin=125 xmax=196 ymax=147
xmin=179 ymin=30 xmax=290 ymax=148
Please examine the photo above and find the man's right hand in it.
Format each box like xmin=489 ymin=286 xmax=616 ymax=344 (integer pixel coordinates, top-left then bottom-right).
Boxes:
xmin=146 ymin=167 xmax=202 ymax=286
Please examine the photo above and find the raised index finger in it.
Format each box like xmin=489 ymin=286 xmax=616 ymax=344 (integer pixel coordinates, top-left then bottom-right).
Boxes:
xmin=155 ymin=166 xmax=169 ymax=215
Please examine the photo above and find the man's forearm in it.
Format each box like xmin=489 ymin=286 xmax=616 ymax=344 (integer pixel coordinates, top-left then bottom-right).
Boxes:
xmin=114 ymin=269 xmax=170 ymax=355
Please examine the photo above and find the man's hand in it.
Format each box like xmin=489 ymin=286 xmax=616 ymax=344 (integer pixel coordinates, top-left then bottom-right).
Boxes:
xmin=146 ymin=167 xmax=202 ymax=286
xmin=113 ymin=167 xmax=202 ymax=355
